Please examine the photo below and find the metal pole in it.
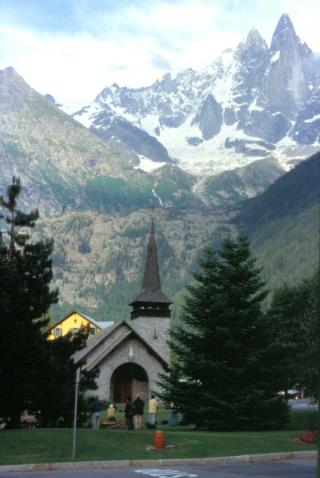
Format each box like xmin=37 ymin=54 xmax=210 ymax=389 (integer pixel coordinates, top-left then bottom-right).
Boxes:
xmin=72 ymin=367 xmax=80 ymax=460
xmin=317 ymin=200 xmax=320 ymax=478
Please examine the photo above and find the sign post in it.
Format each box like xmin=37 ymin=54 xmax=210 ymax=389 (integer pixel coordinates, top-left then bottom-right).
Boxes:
xmin=72 ymin=367 xmax=80 ymax=460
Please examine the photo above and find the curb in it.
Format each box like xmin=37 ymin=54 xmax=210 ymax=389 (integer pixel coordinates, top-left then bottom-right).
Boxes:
xmin=0 ymin=450 xmax=316 ymax=473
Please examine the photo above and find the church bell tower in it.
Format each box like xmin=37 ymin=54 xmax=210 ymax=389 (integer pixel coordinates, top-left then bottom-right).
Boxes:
xmin=129 ymin=221 xmax=172 ymax=364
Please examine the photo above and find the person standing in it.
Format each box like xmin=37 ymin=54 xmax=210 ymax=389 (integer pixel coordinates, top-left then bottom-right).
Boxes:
xmin=169 ymin=402 xmax=177 ymax=426
xmin=132 ymin=394 xmax=144 ymax=430
xmin=107 ymin=403 xmax=116 ymax=422
xmin=148 ymin=394 xmax=158 ymax=426
xmin=124 ymin=397 xmax=134 ymax=431
xmin=91 ymin=397 xmax=100 ymax=429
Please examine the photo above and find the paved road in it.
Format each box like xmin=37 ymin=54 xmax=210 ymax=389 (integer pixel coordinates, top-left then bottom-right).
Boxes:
xmin=289 ymin=398 xmax=317 ymax=410
xmin=0 ymin=460 xmax=316 ymax=477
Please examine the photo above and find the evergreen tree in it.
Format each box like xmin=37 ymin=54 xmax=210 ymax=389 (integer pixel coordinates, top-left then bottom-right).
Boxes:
xmin=0 ymin=178 xmax=58 ymax=426
xmin=160 ymin=236 xmax=289 ymax=430
xmin=36 ymin=327 xmax=98 ymax=427
xmin=267 ymin=270 xmax=320 ymax=397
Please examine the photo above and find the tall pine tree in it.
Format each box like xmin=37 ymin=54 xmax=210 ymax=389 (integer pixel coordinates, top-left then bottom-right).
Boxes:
xmin=160 ymin=236 xmax=288 ymax=430
xmin=267 ymin=270 xmax=320 ymax=397
xmin=0 ymin=178 xmax=58 ymax=426
xmin=36 ymin=327 xmax=98 ymax=427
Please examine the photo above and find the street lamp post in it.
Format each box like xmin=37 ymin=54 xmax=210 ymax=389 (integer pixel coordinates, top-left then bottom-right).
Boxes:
xmin=72 ymin=367 xmax=80 ymax=460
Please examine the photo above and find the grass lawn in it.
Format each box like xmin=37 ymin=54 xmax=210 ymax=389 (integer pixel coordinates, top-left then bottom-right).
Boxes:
xmin=0 ymin=428 xmax=315 ymax=465
xmin=285 ymin=408 xmax=318 ymax=431
xmin=0 ymin=409 xmax=316 ymax=465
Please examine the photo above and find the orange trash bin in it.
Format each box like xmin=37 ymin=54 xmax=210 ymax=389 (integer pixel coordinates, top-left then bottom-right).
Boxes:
xmin=154 ymin=430 xmax=165 ymax=449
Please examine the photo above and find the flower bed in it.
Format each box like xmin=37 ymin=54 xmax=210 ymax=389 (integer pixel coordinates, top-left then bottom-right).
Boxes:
xmin=299 ymin=430 xmax=318 ymax=444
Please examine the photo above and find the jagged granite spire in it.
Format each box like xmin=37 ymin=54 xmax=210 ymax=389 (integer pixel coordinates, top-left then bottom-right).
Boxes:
xmin=246 ymin=27 xmax=266 ymax=47
xmin=130 ymin=220 xmax=172 ymax=308
xmin=264 ymin=13 xmax=313 ymax=117
xmin=270 ymin=14 xmax=298 ymax=52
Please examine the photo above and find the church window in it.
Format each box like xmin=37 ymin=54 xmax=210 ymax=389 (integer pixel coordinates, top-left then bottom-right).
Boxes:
xmin=89 ymin=328 xmax=96 ymax=335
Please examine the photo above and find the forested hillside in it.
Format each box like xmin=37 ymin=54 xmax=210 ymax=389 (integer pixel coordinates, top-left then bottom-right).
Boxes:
xmin=237 ymin=152 xmax=320 ymax=231
xmin=236 ymin=152 xmax=320 ymax=294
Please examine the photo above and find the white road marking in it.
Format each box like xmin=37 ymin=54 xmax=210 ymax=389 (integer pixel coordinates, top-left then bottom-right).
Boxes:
xmin=135 ymin=469 xmax=198 ymax=478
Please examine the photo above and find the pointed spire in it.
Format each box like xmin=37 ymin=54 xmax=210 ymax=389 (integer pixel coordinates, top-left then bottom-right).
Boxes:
xmin=140 ymin=218 xmax=161 ymax=295
xmin=130 ymin=220 xmax=172 ymax=306
xmin=246 ymin=27 xmax=266 ymax=47
xmin=270 ymin=14 xmax=298 ymax=52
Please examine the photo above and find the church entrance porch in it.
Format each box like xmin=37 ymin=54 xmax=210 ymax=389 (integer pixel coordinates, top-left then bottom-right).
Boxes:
xmin=110 ymin=363 xmax=149 ymax=403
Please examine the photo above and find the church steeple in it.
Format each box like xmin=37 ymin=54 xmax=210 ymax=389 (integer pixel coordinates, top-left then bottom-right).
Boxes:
xmin=130 ymin=220 xmax=172 ymax=319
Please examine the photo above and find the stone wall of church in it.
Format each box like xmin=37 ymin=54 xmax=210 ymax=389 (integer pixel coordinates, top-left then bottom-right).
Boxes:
xmin=130 ymin=316 xmax=171 ymax=364
xmin=88 ymin=336 xmax=166 ymax=402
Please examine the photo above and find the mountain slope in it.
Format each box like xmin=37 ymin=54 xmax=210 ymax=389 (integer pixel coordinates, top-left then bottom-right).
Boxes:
xmin=44 ymin=148 xmax=318 ymax=321
xmin=73 ymin=14 xmax=320 ymax=176
xmin=236 ymin=152 xmax=320 ymax=231
xmin=235 ymin=152 xmax=320 ymax=291
xmin=36 ymin=208 xmax=236 ymax=322
xmin=0 ymin=67 xmax=224 ymax=214
xmin=203 ymin=157 xmax=284 ymax=207
xmin=0 ymin=67 xmax=136 ymax=215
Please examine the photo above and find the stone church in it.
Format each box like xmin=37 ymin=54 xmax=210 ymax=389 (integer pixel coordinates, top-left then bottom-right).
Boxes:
xmin=73 ymin=222 xmax=172 ymax=403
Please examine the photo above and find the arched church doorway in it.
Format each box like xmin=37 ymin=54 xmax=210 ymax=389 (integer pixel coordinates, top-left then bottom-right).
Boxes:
xmin=110 ymin=363 xmax=149 ymax=403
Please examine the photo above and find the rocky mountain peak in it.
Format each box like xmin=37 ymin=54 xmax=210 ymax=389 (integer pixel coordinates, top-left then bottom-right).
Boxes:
xmin=233 ymin=27 xmax=268 ymax=100
xmin=235 ymin=27 xmax=268 ymax=62
xmin=263 ymin=14 xmax=315 ymax=118
xmin=1 ymin=65 xmax=17 ymax=77
xmin=72 ymin=14 xmax=320 ymax=176
xmin=44 ymin=93 xmax=62 ymax=107
xmin=176 ymin=67 xmax=196 ymax=80
xmin=0 ymin=66 xmax=38 ymax=113
xmin=270 ymin=13 xmax=299 ymax=52
xmin=0 ymin=66 xmax=26 ymax=88
xmin=246 ymin=27 xmax=267 ymax=48
xmin=191 ymin=94 xmax=223 ymax=140
xmin=152 ymin=72 xmax=175 ymax=93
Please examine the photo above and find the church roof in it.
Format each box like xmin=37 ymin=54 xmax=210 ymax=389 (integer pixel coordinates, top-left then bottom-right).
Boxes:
xmin=72 ymin=320 xmax=168 ymax=370
xmin=130 ymin=220 xmax=172 ymax=305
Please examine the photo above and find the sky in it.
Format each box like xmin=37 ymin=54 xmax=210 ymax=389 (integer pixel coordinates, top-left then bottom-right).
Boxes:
xmin=0 ymin=0 xmax=319 ymax=110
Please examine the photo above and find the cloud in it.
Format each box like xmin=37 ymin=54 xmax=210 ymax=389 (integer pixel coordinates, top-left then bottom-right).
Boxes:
xmin=0 ymin=0 xmax=319 ymax=109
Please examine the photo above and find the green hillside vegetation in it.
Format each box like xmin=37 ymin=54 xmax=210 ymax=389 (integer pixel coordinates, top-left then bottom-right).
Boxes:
xmin=40 ymin=209 xmax=235 ymax=322
xmin=234 ymin=152 xmax=319 ymax=293
xmin=204 ymin=157 xmax=284 ymax=206
xmin=236 ymin=152 xmax=320 ymax=233
xmin=252 ymin=203 xmax=319 ymax=293
xmin=85 ymin=176 xmax=154 ymax=211
xmin=155 ymin=179 xmax=203 ymax=208
xmin=44 ymin=150 xmax=319 ymax=323
xmin=154 ymin=164 xmax=197 ymax=191
xmin=84 ymin=174 xmax=204 ymax=212
xmin=0 ymin=67 xmax=136 ymax=216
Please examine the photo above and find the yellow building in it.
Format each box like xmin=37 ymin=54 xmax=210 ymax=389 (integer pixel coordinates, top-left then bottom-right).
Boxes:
xmin=47 ymin=311 xmax=113 ymax=341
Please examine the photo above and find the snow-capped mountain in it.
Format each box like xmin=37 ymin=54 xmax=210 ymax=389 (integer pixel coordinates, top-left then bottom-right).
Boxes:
xmin=73 ymin=14 xmax=320 ymax=176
